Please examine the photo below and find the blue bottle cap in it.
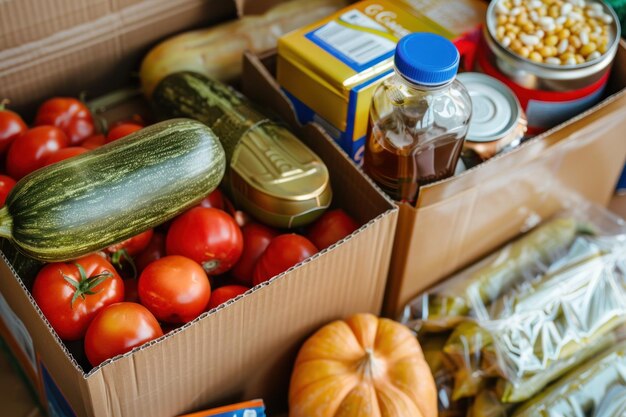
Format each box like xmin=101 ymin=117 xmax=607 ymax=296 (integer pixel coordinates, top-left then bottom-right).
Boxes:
xmin=394 ymin=33 xmax=460 ymax=86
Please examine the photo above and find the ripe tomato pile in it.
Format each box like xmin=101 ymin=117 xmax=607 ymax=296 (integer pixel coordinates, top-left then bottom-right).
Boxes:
xmin=2 ymin=98 xmax=361 ymax=368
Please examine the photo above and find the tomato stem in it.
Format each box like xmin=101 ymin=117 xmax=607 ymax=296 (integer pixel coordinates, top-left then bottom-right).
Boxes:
xmin=111 ymin=249 xmax=137 ymax=279
xmin=63 ymin=263 xmax=113 ymax=308
xmin=0 ymin=99 xmax=9 ymax=111
xmin=0 ymin=206 xmax=13 ymax=240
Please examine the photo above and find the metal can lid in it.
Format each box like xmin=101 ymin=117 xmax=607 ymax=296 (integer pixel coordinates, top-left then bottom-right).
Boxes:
xmin=457 ymin=72 xmax=522 ymax=143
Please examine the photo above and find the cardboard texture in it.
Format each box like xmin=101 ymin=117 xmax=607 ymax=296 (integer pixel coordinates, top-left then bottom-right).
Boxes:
xmin=241 ymin=44 xmax=626 ymax=318
xmin=0 ymin=95 xmax=397 ymax=416
xmin=0 ymin=0 xmax=398 ymax=415
xmin=0 ymin=342 xmax=42 ymax=417
xmin=0 ymin=0 xmax=236 ymax=116
xmin=235 ymin=0 xmax=289 ymax=16
xmin=384 ymin=40 xmax=626 ymax=316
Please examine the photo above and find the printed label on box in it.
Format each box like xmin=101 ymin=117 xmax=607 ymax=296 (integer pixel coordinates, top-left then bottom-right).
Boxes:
xmin=0 ymin=292 xmax=36 ymax=377
xmin=40 ymin=362 xmax=77 ymax=417
xmin=306 ymin=9 xmax=397 ymax=72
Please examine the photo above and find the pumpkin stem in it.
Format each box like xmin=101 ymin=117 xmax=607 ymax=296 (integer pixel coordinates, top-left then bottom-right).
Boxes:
xmin=357 ymin=348 xmax=383 ymax=380
xmin=0 ymin=206 xmax=13 ymax=240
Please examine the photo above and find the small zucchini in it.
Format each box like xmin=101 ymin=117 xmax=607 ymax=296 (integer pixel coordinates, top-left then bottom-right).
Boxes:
xmin=0 ymin=118 xmax=225 ymax=262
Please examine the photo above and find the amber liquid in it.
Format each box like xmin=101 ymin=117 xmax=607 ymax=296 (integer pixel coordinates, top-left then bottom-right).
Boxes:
xmin=363 ymin=114 xmax=465 ymax=204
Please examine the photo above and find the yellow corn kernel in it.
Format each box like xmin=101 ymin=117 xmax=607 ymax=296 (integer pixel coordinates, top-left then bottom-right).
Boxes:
xmin=579 ymin=42 xmax=597 ymax=56
xmin=575 ymin=54 xmax=585 ymax=64
xmin=529 ymin=51 xmax=544 ymax=62
xmin=549 ymin=5 xmax=559 ymax=17
xmin=560 ymin=52 xmax=574 ymax=61
xmin=598 ymin=41 xmax=608 ymax=54
xmin=538 ymin=7 xmax=547 ymax=16
xmin=523 ymin=22 xmax=536 ymax=33
xmin=517 ymin=14 xmax=529 ymax=25
xmin=545 ymin=35 xmax=559 ymax=46
xmin=511 ymin=39 xmax=523 ymax=51
xmin=497 ymin=26 xmax=506 ymax=40
xmin=497 ymin=15 xmax=508 ymax=25
xmin=570 ymin=22 xmax=583 ymax=34
xmin=539 ymin=46 xmax=557 ymax=57
xmin=518 ymin=46 xmax=531 ymax=58
xmin=558 ymin=28 xmax=571 ymax=39
xmin=569 ymin=35 xmax=582 ymax=49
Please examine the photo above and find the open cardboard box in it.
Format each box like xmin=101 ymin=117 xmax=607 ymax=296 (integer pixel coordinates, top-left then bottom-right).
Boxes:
xmin=0 ymin=81 xmax=398 ymax=417
xmin=0 ymin=0 xmax=398 ymax=416
xmin=241 ymin=41 xmax=626 ymax=318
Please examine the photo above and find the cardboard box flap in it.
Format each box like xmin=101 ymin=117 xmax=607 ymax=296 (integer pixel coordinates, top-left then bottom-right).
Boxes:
xmin=1 ymin=0 xmax=143 ymax=51
xmin=0 ymin=248 xmax=90 ymax=416
xmin=417 ymin=40 xmax=626 ymax=208
xmin=80 ymin=214 xmax=396 ymax=416
xmin=242 ymin=50 xmax=397 ymax=225
xmin=384 ymin=86 xmax=626 ymax=315
xmin=0 ymin=0 xmax=236 ymax=115
xmin=235 ymin=0 xmax=288 ymax=16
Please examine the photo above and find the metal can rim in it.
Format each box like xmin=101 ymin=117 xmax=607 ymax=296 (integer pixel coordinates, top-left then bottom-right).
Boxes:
xmin=459 ymin=72 xmax=524 ymax=143
xmin=485 ymin=0 xmax=621 ymax=79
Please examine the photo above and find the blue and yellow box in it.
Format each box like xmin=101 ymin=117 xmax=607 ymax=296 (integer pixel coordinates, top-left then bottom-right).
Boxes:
xmin=277 ymin=0 xmax=486 ymax=163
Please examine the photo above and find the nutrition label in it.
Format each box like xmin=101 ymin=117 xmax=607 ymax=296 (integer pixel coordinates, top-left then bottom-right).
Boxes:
xmin=307 ymin=10 xmax=396 ymax=70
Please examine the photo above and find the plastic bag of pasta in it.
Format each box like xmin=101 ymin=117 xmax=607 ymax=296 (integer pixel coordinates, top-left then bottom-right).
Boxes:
xmin=402 ymin=197 xmax=626 ymax=412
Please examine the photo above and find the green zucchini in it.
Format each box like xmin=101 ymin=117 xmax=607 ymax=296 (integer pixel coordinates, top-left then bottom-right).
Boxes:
xmin=0 ymin=118 xmax=225 ymax=262
xmin=151 ymin=71 xmax=332 ymax=229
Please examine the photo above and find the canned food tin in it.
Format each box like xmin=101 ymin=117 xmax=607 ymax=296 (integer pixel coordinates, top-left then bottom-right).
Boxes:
xmin=458 ymin=72 xmax=527 ymax=160
xmin=228 ymin=120 xmax=333 ymax=229
xmin=480 ymin=0 xmax=621 ymax=133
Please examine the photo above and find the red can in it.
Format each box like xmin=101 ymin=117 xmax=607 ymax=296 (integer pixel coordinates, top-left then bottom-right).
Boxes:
xmin=479 ymin=0 xmax=621 ymax=134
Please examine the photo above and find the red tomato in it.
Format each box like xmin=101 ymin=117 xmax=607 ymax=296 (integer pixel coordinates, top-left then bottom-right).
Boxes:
xmin=135 ymin=232 xmax=166 ymax=274
xmin=207 ymin=285 xmax=249 ymax=310
xmin=110 ymin=115 xmax=145 ymax=129
xmin=34 ymin=97 xmax=94 ymax=145
xmin=81 ymin=134 xmax=106 ymax=150
xmin=0 ymin=175 xmax=16 ymax=206
xmin=106 ymin=123 xmax=143 ymax=143
xmin=84 ymin=302 xmax=162 ymax=366
xmin=166 ymin=207 xmax=243 ymax=275
xmin=32 ymin=254 xmax=124 ymax=341
xmin=231 ymin=223 xmax=278 ymax=286
xmin=306 ymin=209 xmax=359 ymax=250
xmin=106 ymin=229 xmax=154 ymax=257
xmin=253 ymin=234 xmax=318 ymax=285
xmin=6 ymin=126 xmax=69 ymax=180
xmin=42 ymin=146 xmax=88 ymax=167
xmin=0 ymin=106 xmax=27 ymax=155
xmin=138 ymin=255 xmax=211 ymax=323
xmin=199 ymin=188 xmax=225 ymax=210
xmin=105 ymin=229 xmax=154 ymax=279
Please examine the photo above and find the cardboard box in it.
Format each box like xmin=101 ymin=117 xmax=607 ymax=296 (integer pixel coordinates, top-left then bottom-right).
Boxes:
xmin=0 ymin=0 xmax=237 ymax=116
xmin=0 ymin=100 xmax=397 ymax=417
xmin=276 ymin=0 xmax=486 ymax=163
xmin=0 ymin=101 xmax=397 ymax=417
xmin=0 ymin=1 xmax=398 ymax=416
xmin=241 ymin=43 xmax=626 ymax=318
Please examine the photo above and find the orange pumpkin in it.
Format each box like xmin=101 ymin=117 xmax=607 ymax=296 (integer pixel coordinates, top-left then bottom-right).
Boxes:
xmin=289 ymin=313 xmax=437 ymax=417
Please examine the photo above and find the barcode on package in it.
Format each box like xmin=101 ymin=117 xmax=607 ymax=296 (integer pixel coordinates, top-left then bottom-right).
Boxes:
xmin=307 ymin=10 xmax=396 ymax=70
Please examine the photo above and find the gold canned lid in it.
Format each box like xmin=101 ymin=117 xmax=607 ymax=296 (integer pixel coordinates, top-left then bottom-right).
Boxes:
xmin=228 ymin=120 xmax=332 ymax=229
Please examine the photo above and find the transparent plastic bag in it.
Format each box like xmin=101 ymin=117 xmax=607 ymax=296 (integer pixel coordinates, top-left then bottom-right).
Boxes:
xmin=402 ymin=195 xmax=626 ymax=414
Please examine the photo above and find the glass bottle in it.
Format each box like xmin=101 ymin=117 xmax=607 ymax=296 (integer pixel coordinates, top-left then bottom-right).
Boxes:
xmin=363 ymin=32 xmax=472 ymax=204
